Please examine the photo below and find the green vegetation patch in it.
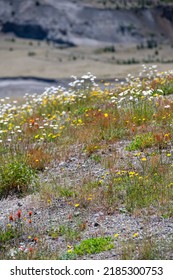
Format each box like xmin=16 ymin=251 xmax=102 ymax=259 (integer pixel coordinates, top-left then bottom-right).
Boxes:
xmin=126 ymin=132 xmax=154 ymax=151
xmin=0 ymin=157 xmax=37 ymax=198
xmin=73 ymin=236 xmax=114 ymax=255
xmin=0 ymin=227 xmax=18 ymax=245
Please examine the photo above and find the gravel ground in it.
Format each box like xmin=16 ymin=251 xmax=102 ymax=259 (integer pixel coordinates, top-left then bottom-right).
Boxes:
xmin=0 ymin=193 xmax=172 ymax=259
xmin=0 ymin=142 xmax=173 ymax=259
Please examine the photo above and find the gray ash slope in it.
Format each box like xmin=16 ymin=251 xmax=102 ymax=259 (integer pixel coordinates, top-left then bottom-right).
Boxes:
xmin=0 ymin=0 xmax=173 ymax=46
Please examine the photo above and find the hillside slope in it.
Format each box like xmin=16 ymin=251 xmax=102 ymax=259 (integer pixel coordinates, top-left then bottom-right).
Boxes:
xmin=0 ymin=0 xmax=173 ymax=46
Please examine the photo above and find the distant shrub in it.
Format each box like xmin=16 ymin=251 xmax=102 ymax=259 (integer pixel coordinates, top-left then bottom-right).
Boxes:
xmin=35 ymin=1 xmax=40 ymax=6
xmin=103 ymin=45 xmax=116 ymax=52
xmin=28 ymin=51 xmax=36 ymax=56
xmin=95 ymin=46 xmax=116 ymax=53
xmin=147 ymin=39 xmax=158 ymax=49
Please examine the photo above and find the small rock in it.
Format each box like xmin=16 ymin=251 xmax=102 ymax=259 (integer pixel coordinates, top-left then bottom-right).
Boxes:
xmin=59 ymin=161 xmax=66 ymax=167
xmin=94 ymin=222 xmax=100 ymax=227
xmin=74 ymin=211 xmax=80 ymax=217
xmin=17 ymin=202 xmax=22 ymax=207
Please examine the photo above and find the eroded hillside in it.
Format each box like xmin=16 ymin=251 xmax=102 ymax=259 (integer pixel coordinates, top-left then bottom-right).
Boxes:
xmin=0 ymin=0 xmax=173 ymax=46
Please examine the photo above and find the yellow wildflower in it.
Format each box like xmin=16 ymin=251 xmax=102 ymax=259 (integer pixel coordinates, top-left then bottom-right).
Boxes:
xmin=75 ymin=203 xmax=80 ymax=208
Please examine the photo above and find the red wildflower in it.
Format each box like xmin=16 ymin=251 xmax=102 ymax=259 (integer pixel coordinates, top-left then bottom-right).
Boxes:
xmin=28 ymin=211 xmax=32 ymax=217
xmin=28 ymin=219 xmax=32 ymax=224
xmin=9 ymin=214 xmax=14 ymax=221
xmin=131 ymin=127 xmax=135 ymax=133
xmin=29 ymin=247 xmax=33 ymax=252
xmin=17 ymin=210 xmax=22 ymax=219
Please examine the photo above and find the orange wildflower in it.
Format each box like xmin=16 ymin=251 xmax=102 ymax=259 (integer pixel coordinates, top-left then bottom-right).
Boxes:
xmin=34 ymin=237 xmax=38 ymax=242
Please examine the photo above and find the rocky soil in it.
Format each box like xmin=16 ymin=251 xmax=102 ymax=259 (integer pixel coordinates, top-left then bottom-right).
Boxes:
xmin=0 ymin=142 xmax=172 ymax=259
